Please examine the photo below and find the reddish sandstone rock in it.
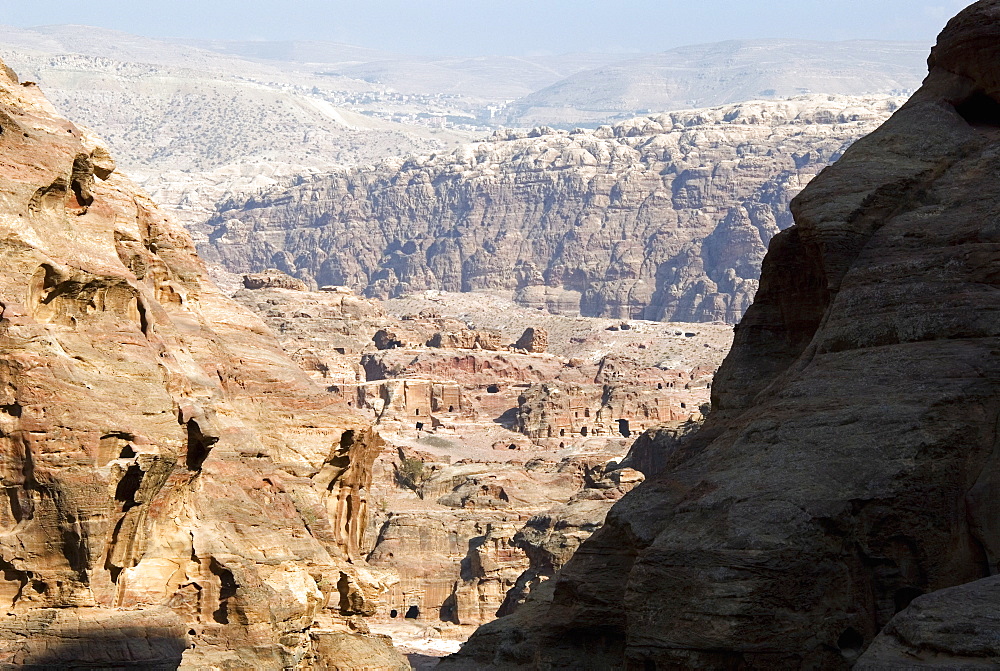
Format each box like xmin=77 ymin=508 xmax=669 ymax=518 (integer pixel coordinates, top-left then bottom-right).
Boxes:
xmin=0 ymin=61 xmax=405 ymax=669
xmin=515 ymin=327 xmax=548 ymax=353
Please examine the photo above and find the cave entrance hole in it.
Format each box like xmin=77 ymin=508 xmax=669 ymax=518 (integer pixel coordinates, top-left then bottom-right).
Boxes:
xmin=956 ymin=91 xmax=1000 ymax=127
xmin=405 ymin=605 xmax=419 ymax=619
xmin=617 ymin=419 xmax=631 ymax=438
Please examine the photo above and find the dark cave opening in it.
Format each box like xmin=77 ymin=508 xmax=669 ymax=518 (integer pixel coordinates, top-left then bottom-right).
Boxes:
xmin=894 ymin=586 xmax=924 ymax=613
xmin=956 ymin=91 xmax=1000 ymax=127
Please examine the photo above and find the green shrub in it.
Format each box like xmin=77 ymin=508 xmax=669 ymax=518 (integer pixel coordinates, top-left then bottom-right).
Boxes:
xmin=397 ymin=457 xmax=429 ymax=492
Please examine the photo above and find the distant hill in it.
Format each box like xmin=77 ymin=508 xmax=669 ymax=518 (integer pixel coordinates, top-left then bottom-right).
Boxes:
xmin=174 ymin=37 xmax=635 ymax=100
xmin=503 ymin=39 xmax=927 ymax=127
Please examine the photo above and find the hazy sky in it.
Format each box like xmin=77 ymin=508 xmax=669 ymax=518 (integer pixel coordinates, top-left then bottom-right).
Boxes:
xmin=0 ymin=0 xmax=974 ymax=56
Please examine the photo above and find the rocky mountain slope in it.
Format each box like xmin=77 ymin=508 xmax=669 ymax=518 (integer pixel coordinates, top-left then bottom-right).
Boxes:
xmin=0 ymin=26 xmax=927 ymax=233
xmin=441 ymin=1 xmax=1000 ymax=668
xmin=0 ymin=25 xmax=475 ymax=226
xmin=204 ymin=95 xmax=901 ymax=323
xmin=0 ymin=59 xmax=407 ymax=668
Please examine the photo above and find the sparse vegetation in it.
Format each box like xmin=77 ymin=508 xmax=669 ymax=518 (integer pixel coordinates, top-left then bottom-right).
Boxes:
xmin=397 ymin=456 xmax=429 ymax=492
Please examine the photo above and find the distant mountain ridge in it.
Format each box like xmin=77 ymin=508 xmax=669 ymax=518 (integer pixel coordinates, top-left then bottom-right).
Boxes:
xmin=503 ymin=39 xmax=928 ymax=127
xmin=202 ymin=95 xmax=903 ymax=324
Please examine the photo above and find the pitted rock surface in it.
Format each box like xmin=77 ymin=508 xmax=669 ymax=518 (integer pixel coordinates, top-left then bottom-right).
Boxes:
xmin=0 ymin=60 xmax=406 ymax=669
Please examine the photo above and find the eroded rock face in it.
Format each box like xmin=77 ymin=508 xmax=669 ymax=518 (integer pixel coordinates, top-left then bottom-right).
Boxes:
xmin=203 ymin=95 xmax=902 ymax=323
xmin=514 ymin=327 xmax=547 ymax=354
xmin=0 ymin=60 xmax=405 ymax=669
xmin=442 ymin=3 xmax=1000 ymax=668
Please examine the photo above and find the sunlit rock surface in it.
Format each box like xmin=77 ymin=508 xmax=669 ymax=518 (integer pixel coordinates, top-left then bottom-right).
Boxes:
xmin=0 ymin=59 xmax=406 ymax=669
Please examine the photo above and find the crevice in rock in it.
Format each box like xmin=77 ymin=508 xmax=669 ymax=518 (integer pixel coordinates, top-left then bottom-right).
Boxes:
xmin=114 ymin=464 xmax=143 ymax=512
xmin=61 ymin=524 xmax=87 ymax=575
xmin=20 ymin=440 xmax=38 ymax=491
xmin=893 ymin=586 xmax=924 ymax=613
xmin=6 ymin=487 xmax=22 ymax=523
xmin=339 ymin=429 xmax=355 ymax=451
xmin=210 ymin=559 xmax=237 ymax=625
xmin=70 ymin=154 xmax=94 ymax=209
xmin=185 ymin=419 xmax=218 ymax=471
xmin=0 ymin=559 xmax=28 ymax=609
xmin=136 ymin=298 xmax=151 ymax=337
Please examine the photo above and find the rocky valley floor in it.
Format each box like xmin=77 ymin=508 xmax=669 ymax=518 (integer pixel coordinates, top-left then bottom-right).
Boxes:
xmin=225 ymin=271 xmax=733 ymax=661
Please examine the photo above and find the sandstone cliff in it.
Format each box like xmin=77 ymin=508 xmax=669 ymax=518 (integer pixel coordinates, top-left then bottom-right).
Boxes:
xmin=442 ymin=2 xmax=1000 ymax=668
xmin=0 ymin=60 xmax=406 ymax=668
xmin=203 ymin=95 xmax=901 ymax=323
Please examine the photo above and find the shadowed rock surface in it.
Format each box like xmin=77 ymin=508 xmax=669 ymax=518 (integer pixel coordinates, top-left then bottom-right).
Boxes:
xmin=440 ymin=2 xmax=1000 ymax=668
xmin=856 ymin=575 xmax=1000 ymax=669
xmin=202 ymin=95 xmax=901 ymax=323
xmin=0 ymin=60 xmax=406 ymax=668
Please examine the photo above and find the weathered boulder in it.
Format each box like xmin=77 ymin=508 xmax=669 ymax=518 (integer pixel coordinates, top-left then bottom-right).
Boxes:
xmin=514 ymin=327 xmax=548 ymax=353
xmin=442 ymin=2 xmax=1000 ymax=668
xmin=855 ymin=575 xmax=1000 ymax=669
xmin=427 ymin=328 xmax=503 ymax=351
xmin=0 ymin=60 xmax=405 ymax=668
xmin=242 ymin=268 xmax=309 ymax=291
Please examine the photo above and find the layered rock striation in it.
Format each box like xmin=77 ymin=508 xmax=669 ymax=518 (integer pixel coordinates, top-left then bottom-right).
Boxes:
xmin=0 ymin=60 xmax=406 ymax=668
xmin=203 ymin=95 xmax=902 ymax=323
xmin=442 ymin=2 xmax=1000 ymax=668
